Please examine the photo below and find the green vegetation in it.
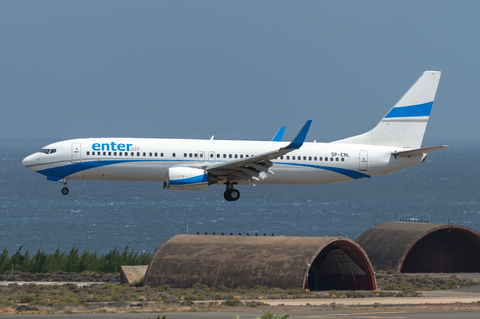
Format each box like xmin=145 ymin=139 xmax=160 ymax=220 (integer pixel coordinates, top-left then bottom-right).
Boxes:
xmin=256 ymin=311 xmax=289 ymax=319
xmin=1 ymin=273 xmax=477 ymax=314
xmin=234 ymin=314 xmax=289 ymax=319
xmin=0 ymin=246 xmax=151 ymax=274
xmin=376 ymin=274 xmax=478 ymax=291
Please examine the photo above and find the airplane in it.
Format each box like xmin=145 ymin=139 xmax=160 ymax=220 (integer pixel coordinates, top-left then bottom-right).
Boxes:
xmin=22 ymin=71 xmax=446 ymax=201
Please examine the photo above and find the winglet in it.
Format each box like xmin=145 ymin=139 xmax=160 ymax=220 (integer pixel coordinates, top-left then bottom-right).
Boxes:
xmin=272 ymin=126 xmax=286 ymax=141
xmin=283 ymin=120 xmax=312 ymax=150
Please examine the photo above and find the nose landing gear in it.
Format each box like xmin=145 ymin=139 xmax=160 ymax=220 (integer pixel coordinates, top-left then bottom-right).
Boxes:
xmin=61 ymin=180 xmax=69 ymax=195
xmin=224 ymin=184 xmax=240 ymax=202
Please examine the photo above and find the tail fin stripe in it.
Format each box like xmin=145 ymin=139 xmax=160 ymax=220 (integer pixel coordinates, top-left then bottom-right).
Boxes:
xmin=384 ymin=101 xmax=433 ymax=118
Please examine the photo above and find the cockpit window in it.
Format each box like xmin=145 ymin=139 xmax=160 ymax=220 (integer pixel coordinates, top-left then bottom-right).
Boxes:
xmin=38 ymin=149 xmax=56 ymax=154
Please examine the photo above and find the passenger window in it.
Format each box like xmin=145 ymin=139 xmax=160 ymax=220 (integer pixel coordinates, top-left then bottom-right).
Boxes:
xmin=87 ymin=151 xmax=90 ymax=155
xmin=303 ymin=156 xmax=306 ymax=160
xmin=292 ymin=156 xmax=295 ymax=160
xmin=210 ymin=154 xmax=213 ymax=158
xmin=113 ymin=152 xmax=117 ymax=156
xmin=235 ymin=154 xmax=238 ymax=158
xmin=189 ymin=153 xmax=193 ymax=158
xmin=298 ymin=157 xmax=301 ymax=161
xmin=161 ymin=153 xmax=164 ymax=157
xmin=341 ymin=158 xmax=345 ymax=161
xmin=229 ymin=154 xmax=232 ymax=158
xmin=309 ymin=156 xmax=312 ymax=161
xmin=287 ymin=156 xmax=290 ymax=160
xmin=240 ymin=154 xmax=243 ymax=158
xmin=336 ymin=158 xmax=339 ymax=161
xmin=199 ymin=153 xmax=203 ymax=158
xmin=103 ymin=152 xmax=106 ymax=156
xmin=108 ymin=152 xmax=111 ymax=156
xmin=246 ymin=155 xmax=249 ymax=158
xmin=137 ymin=152 xmax=140 ymax=156
xmin=173 ymin=153 xmax=176 ymax=157
xmin=124 ymin=152 xmax=128 ymax=156
xmin=150 ymin=152 xmax=152 ymax=157
xmin=184 ymin=153 xmax=187 ymax=157
xmin=155 ymin=152 xmax=158 ymax=157
xmin=314 ymin=156 xmax=317 ymax=161
xmin=217 ymin=154 xmax=220 ymax=158
xmin=194 ymin=153 xmax=197 ymax=157
xmin=280 ymin=156 xmax=284 ymax=160
xmin=223 ymin=154 xmax=226 ymax=158
xmin=330 ymin=158 xmax=333 ymax=161
xmin=131 ymin=152 xmax=134 ymax=156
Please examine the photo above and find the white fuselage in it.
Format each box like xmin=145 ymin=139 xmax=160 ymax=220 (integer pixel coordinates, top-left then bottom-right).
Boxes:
xmin=22 ymin=137 xmax=423 ymax=186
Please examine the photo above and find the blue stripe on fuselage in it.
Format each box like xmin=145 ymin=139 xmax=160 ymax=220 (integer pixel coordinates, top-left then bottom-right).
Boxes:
xmin=384 ymin=101 xmax=433 ymax=118
xmin=38 ymin=159 xmax=370 ymax=182
xmin=38 ymin=160 xmax=151 ymax=178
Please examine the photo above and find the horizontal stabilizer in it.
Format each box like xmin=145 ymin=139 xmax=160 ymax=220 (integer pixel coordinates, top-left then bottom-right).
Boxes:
xmin=392 ymin=145 xmax=448 ymax=157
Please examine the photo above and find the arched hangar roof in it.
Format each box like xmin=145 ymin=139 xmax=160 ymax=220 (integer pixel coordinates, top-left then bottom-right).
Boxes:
xmin=356 ymin=221 xmax=480 ymax=273
xmin=144 ymin=235 xmax=376 ymax=290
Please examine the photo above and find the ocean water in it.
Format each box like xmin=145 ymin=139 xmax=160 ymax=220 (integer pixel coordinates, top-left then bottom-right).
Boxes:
xmin=1 ymin=138 xmax=479 ymax=255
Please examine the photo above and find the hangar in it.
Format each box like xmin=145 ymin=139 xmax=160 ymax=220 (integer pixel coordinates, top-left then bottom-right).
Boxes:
xmin=356 ymin=221 xmax=480 ymax=273
xmin=144 ymin=235 xmax=376 ymax=290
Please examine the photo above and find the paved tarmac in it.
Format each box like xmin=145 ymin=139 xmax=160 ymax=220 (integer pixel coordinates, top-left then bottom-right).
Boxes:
xmin=4 ymin=309 xmax=480 ymax=319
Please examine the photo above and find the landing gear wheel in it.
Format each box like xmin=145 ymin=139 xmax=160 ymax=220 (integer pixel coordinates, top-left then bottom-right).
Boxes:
xmin=224 ymin=189 xmax=240 ymax=201
xmin=61 ymin=187 xmax=69 ymax=195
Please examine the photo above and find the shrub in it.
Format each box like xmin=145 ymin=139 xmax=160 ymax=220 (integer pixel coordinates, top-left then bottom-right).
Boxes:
xmin=16 ymin=305 xmax=39 ymax=312
xmin=221 ymin=299 xmax=244 ymax=307
xmin=246 ymin=301 xmax=267 ymax=307
xmin=256 ymin=311 xmax=290 ymax=319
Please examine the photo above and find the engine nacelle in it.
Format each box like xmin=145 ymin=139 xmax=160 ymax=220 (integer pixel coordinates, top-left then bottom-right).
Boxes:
xmin=163 ymin=167 xmax=217 ymax=190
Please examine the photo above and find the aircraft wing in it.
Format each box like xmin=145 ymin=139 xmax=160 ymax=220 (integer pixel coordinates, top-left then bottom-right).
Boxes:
xmin=205 ymin=120 xmax=312 ymax=183
xmin=392 ymin=145 xmax=448 ymax=157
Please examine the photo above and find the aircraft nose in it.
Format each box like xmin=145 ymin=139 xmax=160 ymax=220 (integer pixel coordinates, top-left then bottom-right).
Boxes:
xmin=22 ymin=154 xmax=39 ymax=168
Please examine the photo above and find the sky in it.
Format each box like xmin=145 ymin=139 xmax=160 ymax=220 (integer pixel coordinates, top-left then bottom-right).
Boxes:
xmin=1 ymin=1 xmax=479 ymax=142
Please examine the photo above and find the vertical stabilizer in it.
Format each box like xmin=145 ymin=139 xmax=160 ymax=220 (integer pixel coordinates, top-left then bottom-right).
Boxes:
xmin=332 ymin=71 xmax=441 ymax=149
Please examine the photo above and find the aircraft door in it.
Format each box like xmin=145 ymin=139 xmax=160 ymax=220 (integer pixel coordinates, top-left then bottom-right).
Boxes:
xmin=71 ymin=143 xmax=82 ymax=163
xmin=208 ymin=151 xmax=215 ymax=163
xmin=198 ymin=151 xmax=205 ymax=163
xmin=359 ymin=150 xmax=368 ymax=171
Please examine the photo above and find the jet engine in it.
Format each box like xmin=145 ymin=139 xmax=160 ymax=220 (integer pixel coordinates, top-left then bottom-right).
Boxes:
xmin=163 ymin=167 xmax=218 ymax=190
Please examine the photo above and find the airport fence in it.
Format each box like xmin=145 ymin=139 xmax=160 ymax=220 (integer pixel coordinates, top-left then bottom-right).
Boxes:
xmin=0 ymin=245 xmax=151 ymax=274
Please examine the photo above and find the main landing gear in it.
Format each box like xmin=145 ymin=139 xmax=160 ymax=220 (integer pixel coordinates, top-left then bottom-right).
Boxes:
xmin=224 ymin=184 xmax=240 ymax=202
xmin=61 ymin=180 xmax=69 ymax=195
